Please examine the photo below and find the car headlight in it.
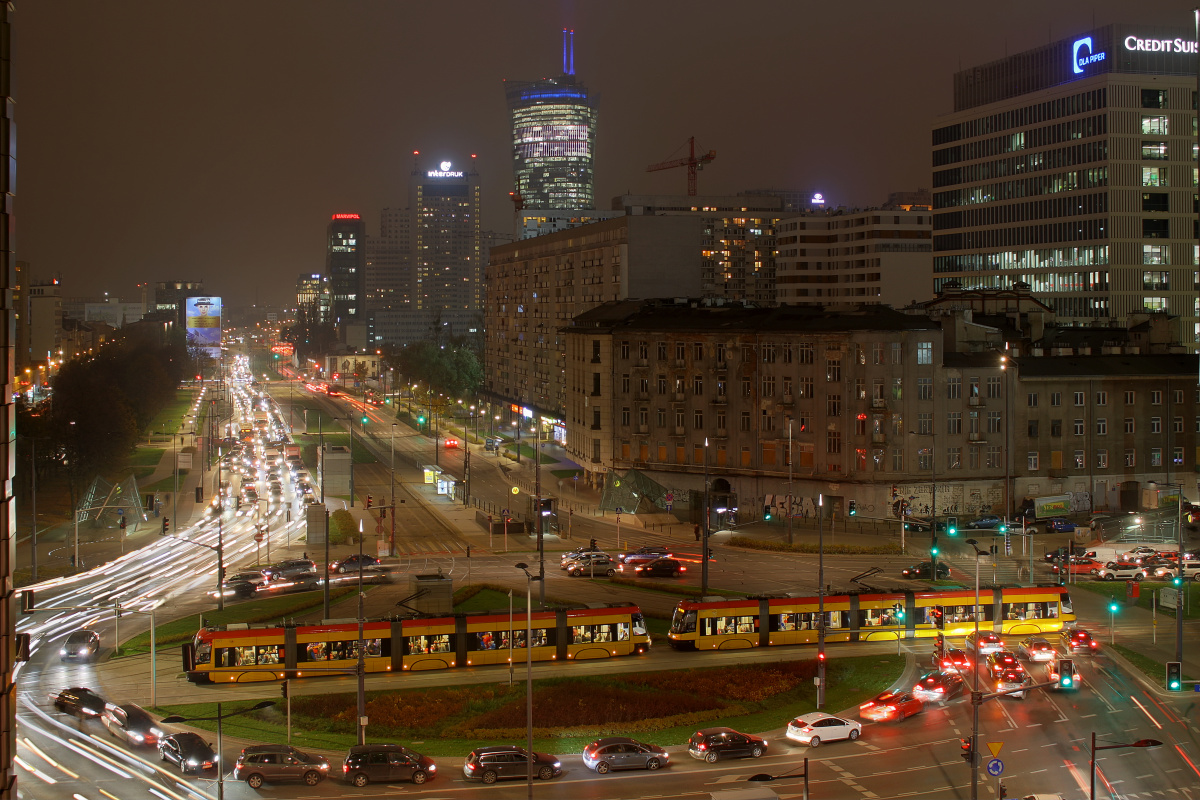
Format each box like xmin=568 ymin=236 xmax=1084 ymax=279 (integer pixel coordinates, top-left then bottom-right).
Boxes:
xmin=59 ymin=649 xmax=67 ymax=655
xmin=552 ymin=761 xmax=561 ymax=769
xmin=187 ymin=760 xmax=198 ymax=767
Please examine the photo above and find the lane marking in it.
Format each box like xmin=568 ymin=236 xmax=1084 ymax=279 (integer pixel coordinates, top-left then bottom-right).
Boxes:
xmin=1130 ymin=695 xmax=1164 ymax=729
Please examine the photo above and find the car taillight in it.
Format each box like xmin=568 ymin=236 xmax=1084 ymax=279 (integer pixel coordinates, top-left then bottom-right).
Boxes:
xmin=466 ymin=762 xmax=476 ymax=771
xmin=342 ymin=765 xmax=348 ymax=773
xmin=1090 ymin=642 xmax=1097 ymax=648
xmin=935 ymin=687 xmax=944 ymax=693
xmin=697 ymin=743 xmax=706 ymax=750
xmin=886 ymin=705 xmax=896 ymax=713
xmin=680 ymin=566 xmax=686 ymax=571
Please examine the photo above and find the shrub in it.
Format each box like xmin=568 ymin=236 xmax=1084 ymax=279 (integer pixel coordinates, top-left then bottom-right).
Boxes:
xmin=328 ymin=509 xmax=357 ymax=544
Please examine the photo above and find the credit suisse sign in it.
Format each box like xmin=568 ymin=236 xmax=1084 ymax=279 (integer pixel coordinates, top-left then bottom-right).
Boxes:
xmin=1124 ymin=35 xmax=1198 ymax=54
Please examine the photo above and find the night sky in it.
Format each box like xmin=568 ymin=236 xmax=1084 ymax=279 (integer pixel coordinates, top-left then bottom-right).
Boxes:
xmin=14 ymin=1 xmax=1197 ymax=307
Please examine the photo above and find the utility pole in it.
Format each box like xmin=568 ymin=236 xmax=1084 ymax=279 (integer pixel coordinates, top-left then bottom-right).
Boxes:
xmin=702 ymin=437 xmax=710 ymax=597
xmin=787 ymin=420 xmax=794 ymax=546
xmin=817 ymin=492 xmax=825 ymax=709
xmin=535 ymin=421 xmax=544 ymax=606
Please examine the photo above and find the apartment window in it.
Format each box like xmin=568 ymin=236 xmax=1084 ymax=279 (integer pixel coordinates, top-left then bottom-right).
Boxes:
xmin=798 ymin=343 xmax=814 ymax=364
xmin=827 ymin=356 xmax=841 ymax=382
xmin=854 ymin=378 xmax=865 ymax=400
xmin=969 ymin=446 xmax=980 ymax=470
xmin=693 ymin=375 xmax=704 ymax=395
xmin=1095 ymin=391 xmax=1108 ymax=406
xmin=1144 ymin=297 xmax=1169 ymax=311
xmin=762 ymin=344 xmax=775 ymax=363
xmin=1151 ymin=417 xmax=1162 ymax=434
xmin=694 ymin=410 xmax=704 ymax=429
xmin=1151 ymin=390 xmax=1163 ymax=405
xmin=762 ymin=376 xmax=775 ymax=397
xmin=591 ymin=373 xmax=601 ymax=395
xmin=1027 ymin=392 xmax=1038 ymax=407
xmin=592 ymin=408 xmax=601 ymax=429
xmin=1028 ymin=452 xmax=1040 ymax=470
xmin=1142 ymin=115 xmax=1169 ymax=134
xmin=1096 ymin=418 xmax=1107 ymax=435
xmin=638 ymin=342 xmax=648 ymax=360
xmin=828 ymin=394 xmax=842 ymax=417
xmin=1096 ymin=449 xmax=1108 ymax=468
xmin=1050 ymin=392 xmax=1061 ymax=407
xmin=1028 ymin=419 xmax=1039 ymax=437
xmin=621 ymin=374 xmax=630 ymax=393
xmin=740 ymin=411 xmax=751 ymax=431
xmin=827 ymin=430 xmax=841 ymax=454
xmin=638 ymin=408 xmax=648 ymax=427
xmin=716 ymin=410 xmax=726 ymax=430
xmin=694 ymin=342 xmax=703 ymax=361
xmin=1174 ymin=446 xmax=1185 ymax=465
xmin=1142 ymin=89 xmax=1167 ymax=108
xmin=1125 ymin=418 xmax=1136 ymax=434
xmin=591 ymin=340 xmax=601 ymax=361
xmin=917 ymin=447 xmax=932 ymax=471
xmin=621 ymin=408 xmax=630 ymax=426
xmin=917 ymin=377 xmax=933 ymax=400
xmin=854 ymin=415 xmax=867 ymax=436
xmin=987 ymin=377 xmax=1002 ymax=398
xmin=798 ymin=377 xmax=813 ymax=398
xmin=620 ymin=341 xmax=630 ymax=359
xmin=657 ymin=342 xmax=668 ymax=361
xmin=761 ymin=411 xmax=775 ymax=432
xmin=892 ymin=378 xmax=903 ymax=400
xmin=1174 ymin=389 xmax=1184 ymax=404
xmin=656 ymin=408 xmax=666 ymax=428
xmin=1073 ymin=450 xmax=1085 ymax=469
xmin=1174 ymin=416 xmax=1184 ymax=433
xmin=986 ymin=446 xmax=1001 ymax=469
xmin=783 ymin=376 xmax=793 ymax=397
xmin=947 ymin=376 xmax=961 ymax=399
xmin=640 ymin=377 xmax=650 ymax=395
xmin=1124 ymin=390 xmax=1135 ymax=405
xmin=1125 ymin=449 xmax=1137 ymax=467
xmin=1143 ymin=166 xmax=1169 ymax=186
xmin=916 ymin=341 xmax=933 ymax=365
xmin=742 ymin=345 xmax=754 ymax=362
xmin=870 ymin=342 xmax=884 ymax=365
xmin=1073 ymin=391 xmax=1085 ymax=406
xmin=677 ymin=342 xmax=687 ymax=361
xmin=1051 ymin=420 xmax=1062 ymax=437
xmin=946 ymin=446 xmax=961 ymax=470
xmin=917 ymin=412 xmax=932 ymax=435
xmin=941 ymin=411 xmax=960 ymax=435
xmin=1073 ymin=419 xmax=1085 ymax=436
xmin=969 ymin=410 xmax=980 ymax=435
xmin=892 ymin=448 xmax=904 ymax=471
xmin=1151 ymin=448 xmax=1163 ymax=467
xmin=673 ymin=410 xmax=684 ymax=431
xmin=987 ymin=412 xmax=1001 ymax=433
xmin=891 ymin=342 xmax=902 ymax=364
xmin=716 ymin=343 xmax=726 ymax=363
xmin=1142 ymin=141 xmax=1169 ymax=159
xmin=1143 ymin=192 xmax=1169 ymax=212
xmin=781 ymin=344 xmax=792 ymax=363
xmin=1144 ymin=218 xmax=1170 ymax=239
xmin=654 ymin=375 xmax=665 ymax=395
xmin=969 ymin=377 xmax=980 ymax=398
xmin=742 ymin=377 xmax=752 ymax=396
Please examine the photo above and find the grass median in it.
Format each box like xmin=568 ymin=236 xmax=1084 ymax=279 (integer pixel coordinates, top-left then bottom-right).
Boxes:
xmin=1072 ymin=579 xmax=1200 ymax=619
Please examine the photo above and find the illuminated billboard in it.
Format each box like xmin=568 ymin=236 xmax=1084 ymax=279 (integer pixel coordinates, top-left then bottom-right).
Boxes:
xmin=185 ymin=296 xmax=222 ymax=359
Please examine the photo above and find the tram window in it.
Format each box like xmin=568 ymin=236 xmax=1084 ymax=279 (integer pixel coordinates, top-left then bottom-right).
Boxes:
xmin=1003 ymin=602 xmax=1054 ymax=620
xmin=861 ymin=609 xmax=897 ymax=627
xmin=827 ymin=611 xmax=848 ymax=630
xmin=773 ymin=612 xmax=818 ymax=631
xmin=255 ymin=645 xmax=283 ymax=665
xmin=617 ymin=622 xmax=630 ymax=641
xmin=405 ymin=634 xmax=452 ymax=655
xmin=194 ymin=642 xmax=212 ymax=665
xmin=570 ymin=624 xmax=622 ymax=644
xmin=229 ymin=645 xmax=255 ymax=666
xmin=702 ymin=615 xmax=758 ymax=636
xmin=670 ymin=609 xmax=697 ymax=634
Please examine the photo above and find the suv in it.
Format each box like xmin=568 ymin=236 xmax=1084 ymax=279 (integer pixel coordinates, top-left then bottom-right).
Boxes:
xmin=342 ymin=744 xmax=436 ymax=786
xmin=1094 ymin=561 xmax=1147 ymax=581
xmin=462 ymin=746 xmax=561 ymax=783
xmin=687 ymin=727 xmax=768 ymax=762
xmin=233 ymin=745 xmax=330 ymax=788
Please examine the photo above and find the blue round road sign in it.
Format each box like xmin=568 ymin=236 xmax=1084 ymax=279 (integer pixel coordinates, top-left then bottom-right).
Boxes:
xmin=986 ymin=758 xmax=1004 ymax=777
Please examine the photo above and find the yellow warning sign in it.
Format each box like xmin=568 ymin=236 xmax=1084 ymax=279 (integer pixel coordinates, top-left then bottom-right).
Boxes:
xmin=987 ymin=742 xmax=1003 ymax=757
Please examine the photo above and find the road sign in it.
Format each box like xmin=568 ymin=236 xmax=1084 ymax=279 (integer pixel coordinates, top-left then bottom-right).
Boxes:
xmin=666 ymin=503 xmax=673 ymax=512
xmin=986 ymin=742 xmax=1003 ymax=757
xmin=615 ymin=506 xmax=623 ymax=513
xmin=511 ymin=486 xmax=519 ymax=495
xmin=254 ymin=531 xmax=264 ymax=543
xmin=986 ymin=758 xmax=1004 ymax=777
xmin=665 ymin=493 xmax=674 ymax=502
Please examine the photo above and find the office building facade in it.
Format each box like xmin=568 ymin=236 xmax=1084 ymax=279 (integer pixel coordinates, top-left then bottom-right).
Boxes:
xmin=932 ymin=23 xmax=1200 ymax=341
xmin=410 ymin=156 xmax=481 ymax=339
xmin=326 ymin=213 xmax=366 ymax=331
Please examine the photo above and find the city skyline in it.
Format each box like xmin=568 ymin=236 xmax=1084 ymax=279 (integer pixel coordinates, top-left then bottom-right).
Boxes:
xmin=16 ymin=0 xmax=1196 ymax=305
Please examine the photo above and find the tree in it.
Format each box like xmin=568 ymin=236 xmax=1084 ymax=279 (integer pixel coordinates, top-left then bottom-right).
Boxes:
xmin=328 ymin=508 xmax=358 ymax=545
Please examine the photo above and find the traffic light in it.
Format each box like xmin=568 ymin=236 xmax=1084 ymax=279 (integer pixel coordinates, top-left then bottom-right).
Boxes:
xmin=20 ymin=590 xmax=35 ymax=614
xmin=848 ymin=501 xmax=857 ymax=516
xmin=366 ymin=495 xmax=373 ymax=508
xmin=417 ymin=414 xmax=426 ymax=427
xmin=589 ymin=538 xmax=598 ymax=550
xmin=119 ymin=516 xmax=127 ymax=530
xmin=947 ymin=517 xmax=958 ymax=536
xmin=540 ymin=498 xmax=553 ymax=516
xmin=893 ymin=603 xmax=905 ymax=621
xmin=960 ymin=738 xmax=975 ymax=764
xmin=1167 ymin=661 xmax=1183 ymax=691
xmin=817 ymin=650 xmax=826 ymax=663
xmin=763 ymin=505 xmax=772 ymax=521
xmin=281 ymin=679 xmax=289 ymax=699
xmin=162 ymin=517 xmax=170 ymax=535
xmin=361 ymin=414 xmax=369 ymax=426
xmin=997 ymin=521 xmax=1007 ymax=533
xmin=1108 ymin=601 xmax=1119 ymax=614
xmin=891 ymin=484 xmax=898 ymax=500
xmin=1057 ymin=659 xmax=1075 ymax=688
xmin=380 ymin=507 xmax=386 ymax=519
xmin=930 ymin=536 xmax=939 ymax=557
xmin=1173 ymin=571 xmax=1184 ymax=588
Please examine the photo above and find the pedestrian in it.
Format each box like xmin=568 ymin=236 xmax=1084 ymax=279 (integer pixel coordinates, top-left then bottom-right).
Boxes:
xmin=302 ymin=551 xmax=308 ymax=560
xmin=694 ymin=524 xmax=701 ymax=542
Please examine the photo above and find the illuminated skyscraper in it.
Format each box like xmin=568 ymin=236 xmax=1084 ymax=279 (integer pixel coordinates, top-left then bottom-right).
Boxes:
xmin=505 ymin=29 xmax=597 ymax=210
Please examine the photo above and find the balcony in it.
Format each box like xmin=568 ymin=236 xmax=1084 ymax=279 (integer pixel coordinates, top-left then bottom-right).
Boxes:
xmin=968 ymin=431 xmax=986 ymax=442
xmin=715 ymin=428 xmax=728 ymax=439
xmin=711 ymin=395 xmax=728 ymax=405
xmin=637 ymin=424 xmax=649 ymax=434
xmin=871 ymin=398 xmax=887 ymax=409
xmin=673 ymin=426 xmax=687 ymax=437
xmin=968 ymin=396 xmax=983 ymax=407
xmin=673 ymin=392 xmax=687 ymax=403
xmin=871 ymin=433 xmax=887 ymax=444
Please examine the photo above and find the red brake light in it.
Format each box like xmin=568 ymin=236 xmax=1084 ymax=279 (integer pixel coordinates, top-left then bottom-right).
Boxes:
xmin=680 ymin=566 xmax=687 ymax=572
xmin=935 ymin=687 xmax=945 ymax=693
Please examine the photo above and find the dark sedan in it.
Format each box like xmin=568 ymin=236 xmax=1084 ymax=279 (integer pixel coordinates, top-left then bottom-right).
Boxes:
xmin=912 ymin=670 xmax=965 ymax=702
xmin=621 ymin=558 xmax=686 ymax=578
xmin=102 ymin=703 xmax=164 ymax=747
xmin=618 ymin=546 xmax=671 ymax=564
xmin=582 ymin=737 xmax=669 ymax=772
xmin=966 ymin=515 xmax=1002 ymax=529
xmin=51 ymin=687 xmax=106 ymax=718
xmin=902 ymin=561 xmax=950 ymax=579
xmin=60 ymin=629 xmax=101 ymax=662
xmin=159 ymin=732 xmax=218 ymax=775
xmin=329 ymin=554 xmax=380 ymax=574
xmin=687 ymin=728 xmax=767 ymax=762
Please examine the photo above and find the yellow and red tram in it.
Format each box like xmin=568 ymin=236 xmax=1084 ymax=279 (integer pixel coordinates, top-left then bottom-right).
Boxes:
xmin=185 ymin=603 xmax=649 ymax=684
xmin=667 ymin=586 xmax=1074 ymax=650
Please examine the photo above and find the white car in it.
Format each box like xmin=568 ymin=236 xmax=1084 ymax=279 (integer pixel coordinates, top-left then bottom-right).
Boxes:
xmin=1094 ymin=562 xmax=1147 ymax=581
xmin=1016 ymin=636 xmax=1056 ymax=663
xmin=1122 ymin=546 xmax=1161 ymax=563
xmin=785 ymin=712 xmax=861 ymax=747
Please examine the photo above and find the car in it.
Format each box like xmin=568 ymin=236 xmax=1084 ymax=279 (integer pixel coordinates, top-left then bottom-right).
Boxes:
xmin=985 ymin=651 xmax=1024 ymax=676
xmin=1122 ymin=545 xmax=1160 ymax=561
xmin=1048 ymin=656 xmax=1083 ymax=690
xmin=912 ymin=670 xmax=965 ymax=702
xmin=785 ymin=712 xmax=862 ymax=747
xmin=622 ymin=558 xmax=686 ymax=578
xmin=342 ymin=744 xmax=436 ymax=786
xmin=618 ymin=545 xmax=671 ymax=564
xmin=233 ymin=744 xmax=330 ymax=787
xmin=966 ymin=515 xmax=1003 ymax=529
xmin=965 ymin=630 xmax=1005 ymax=655
xmin=560 ymin=545 xmax=601 ymax=566
xmin=158 ymin=732 xmax=218 ymax=775
xmin=1060 ymin=628 xmax=1099 ymax=653
xmin=60 ymin=629 xmax=101 ymax=662
xmin=329 ymin=554 xmax=380 ymax=574
xmin=51 ymin=687 xmax=106 ymax=717
xmin=902 ymin=561 xmax=950 ymax=579
xmin=1051 ymin=557 xmax=1103 ymax=576
xmin=566 ymin=554 xmax=617 ymax=577
xmin=582 ymin=736 xmax=670 ymax=772
xmin=859 ymin=690 xmax=923 ymax=721
xmin=262 ymin=559 xmax=318 ymax=582
xmin=462 ymin=746 xmax=561 ymax=783
xmin=443 ymin=438 xmax=459 ymax=449
xmin=995 ymin=669 xmax=1032 ymax=699
xmin=1032 ymin=517 xmax=1076 ymax=533
xmin=687 ymin=727 xmax=768 ymax=762
xmin=1045 ymin=545 xmax=1095 ymax=562
xmin=1094 ymin=561 xmax=1147 ymax=581
xmin=213 ymin=570 xmax=267 ymax=600
xmin=102 ymin=703 xmax=164 ymax=746
xmin=934 ymin=648 xmax=973 ymax=674
xmin=1016 ymin=636 xmax=1056 ymax=662
xmin=903 ymin=518 xmax=947 ymax=533
xmin=1152 ymin=561 xmax=1200 ymax=581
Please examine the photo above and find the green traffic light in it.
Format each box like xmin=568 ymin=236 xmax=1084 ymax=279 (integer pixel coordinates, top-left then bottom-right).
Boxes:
xmin=998 ymin=524 xmax=1007 ymax=533
xmin=1109 ymin=602 xmax=1119 ymax=613
xmin=931 ymin=547 xmax=940 ymax=556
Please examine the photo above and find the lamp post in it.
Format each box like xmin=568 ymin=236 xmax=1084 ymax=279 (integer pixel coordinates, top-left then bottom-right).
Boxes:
xmin=161 ymin=701 xmax=275 ymax=800
xmin=965 ymin=537 xmax=988 ymax=800
xmin=1148 ymin=480 xmax=1185 ymax=665
xmin=390 ymin=423 xmax=397 ymax=557
xmin=356 ymin=519 xmax=367 ymax=745
xmin=786 ymin=420 xmax=794 ymax=546
xmin=514 ymin=562 xmax=541 ymax=800
xmin=817 ymin=492 xmax=825 ymax=709
xmin=702 ymin=437 xmax=710 ymax=597
xmin=1089 ymin=735 xmax=1162 ymax=800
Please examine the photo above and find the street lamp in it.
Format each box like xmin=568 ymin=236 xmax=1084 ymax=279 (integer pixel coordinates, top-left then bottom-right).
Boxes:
xmin=161 ymin=701 xmax=275 ymax=800
xmin=1089 ymin=735 xmax=1161 ymax=800
xmin=514 ymin=562 xmax=542 ymax=800
xmin=749 ymin=760 xmax=810 ymax=800
xmin=1148 ymin=480 xmax=1185 ymax=666
xmin=390 ymin=423 xmax=398 ymax=557
xmin=965 ymin=537 xmax=988 ymax=800
xmin=817 ymin=492 xmax=825 ymax=709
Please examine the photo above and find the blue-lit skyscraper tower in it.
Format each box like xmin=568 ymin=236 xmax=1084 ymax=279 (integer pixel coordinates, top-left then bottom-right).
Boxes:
xmin=505 ymin=29 xmax=597 ymax=210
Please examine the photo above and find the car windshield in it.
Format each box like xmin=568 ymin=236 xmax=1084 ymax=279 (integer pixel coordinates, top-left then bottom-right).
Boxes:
xmin=66 ymin=632 xmax=93 ymax=644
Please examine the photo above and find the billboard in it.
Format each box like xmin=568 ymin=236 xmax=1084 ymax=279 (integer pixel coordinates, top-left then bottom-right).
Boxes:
xmin=185 ymin=296 xmax=222 ymax=359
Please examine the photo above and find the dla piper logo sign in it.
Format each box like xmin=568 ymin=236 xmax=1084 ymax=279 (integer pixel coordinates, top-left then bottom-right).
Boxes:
xmin=1072 ymin=37 xmax=1106 ymax=73
xmin=1124 ymin=35 xmax=1199 ymax=54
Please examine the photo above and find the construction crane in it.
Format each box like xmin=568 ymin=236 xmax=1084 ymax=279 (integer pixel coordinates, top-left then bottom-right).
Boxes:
xmin=646 ymin=136 xmax=716 ymax=196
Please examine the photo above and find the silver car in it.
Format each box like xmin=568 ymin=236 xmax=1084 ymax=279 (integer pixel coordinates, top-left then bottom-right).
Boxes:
xmin=581 ymin=737 xmax=669 ymax=772
xmin=565 ymin=553 xmax=617 ymax=577
xmin=1016 ymin=636 xmax=1056 ymax=663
